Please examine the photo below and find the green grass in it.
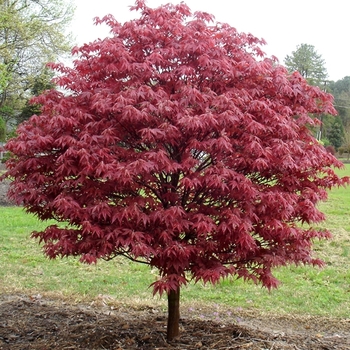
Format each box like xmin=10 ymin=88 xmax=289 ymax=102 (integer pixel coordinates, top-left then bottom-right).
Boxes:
xmin=0 ymin=165 xmax=349 ymax=318
xmin=0 ymin=207 xmax=156 ymax=304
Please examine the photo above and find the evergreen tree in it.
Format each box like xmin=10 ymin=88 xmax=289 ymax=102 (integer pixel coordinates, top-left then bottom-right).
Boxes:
xmin=284 ymin=44 xmax=327 ymax=86
xmin=328 ymin=119 xmax=344 ymax=150
xmin=17 ymin=69 xmax=55 ymax=124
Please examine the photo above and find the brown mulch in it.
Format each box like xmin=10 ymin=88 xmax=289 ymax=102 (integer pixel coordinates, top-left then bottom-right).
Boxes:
xmin=0 ymin=295 xmax=349 ymax=350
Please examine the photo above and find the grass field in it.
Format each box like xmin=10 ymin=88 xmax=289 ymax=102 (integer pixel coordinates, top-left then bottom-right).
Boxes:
xmin=0 ymin=165 xmax=349 ymax=319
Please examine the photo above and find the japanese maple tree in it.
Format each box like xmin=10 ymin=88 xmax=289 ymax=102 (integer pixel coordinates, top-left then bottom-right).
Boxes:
xmin=2 ymin=0 xmax=349 ymax=341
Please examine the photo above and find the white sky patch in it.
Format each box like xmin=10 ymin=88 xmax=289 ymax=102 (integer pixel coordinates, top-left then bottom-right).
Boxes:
xmin=69 ymin=0 xmax=350 ymax=81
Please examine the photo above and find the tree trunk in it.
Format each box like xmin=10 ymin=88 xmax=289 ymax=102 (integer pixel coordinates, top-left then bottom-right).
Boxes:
xmin=167 ymin=288 xmax=180 ymax=341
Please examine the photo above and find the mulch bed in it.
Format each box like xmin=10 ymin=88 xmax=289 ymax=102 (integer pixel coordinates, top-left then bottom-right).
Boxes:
xmin=0 ymin=295 xmax=349 ymax=349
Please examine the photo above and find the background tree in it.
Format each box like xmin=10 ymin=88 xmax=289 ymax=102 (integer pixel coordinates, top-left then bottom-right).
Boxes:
xmin=0 ymin=116 xmax=6 ymax=142
xmin=284 ymin=44 xmax=328 ymax=86
xmin=0 ymin=63 xmax=9 ymax=93
xmin=330 ymin=76 xmax=350 ymax=95
xmin=17 ymin=68 xmax=55 ymax=124
xmin=284 ymin=44 xmax=331 ymax=142
xmin=2 ymin=0 xmax=349 ymax=342
xmin=0 ymin=0 xmax=74 ymax=131
xmin=327 ymin=118 xmax=344 ymax=150
xmin=329 ymin=76 xmax=350 ymax=128
xmin=339 ymin=124 xmax=350 ymax=160
xmin=0 ymin=63 xmax=10 ymax=138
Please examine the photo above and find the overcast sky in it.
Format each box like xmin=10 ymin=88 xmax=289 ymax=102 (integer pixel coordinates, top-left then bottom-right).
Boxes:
xmin=70 ymin=0 xmax=349 ymax=81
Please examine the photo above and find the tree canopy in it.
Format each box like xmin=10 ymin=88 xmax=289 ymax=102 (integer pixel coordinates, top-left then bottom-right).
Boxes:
xmin=2 ymin=0 xmax=349 ymax=341
xmin=284 ymin=44 xmax=328 ymax=85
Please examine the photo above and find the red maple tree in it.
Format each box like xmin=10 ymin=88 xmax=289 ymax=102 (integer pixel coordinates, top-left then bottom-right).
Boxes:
xmin=2 ymin=0 xmax=349 ymax=341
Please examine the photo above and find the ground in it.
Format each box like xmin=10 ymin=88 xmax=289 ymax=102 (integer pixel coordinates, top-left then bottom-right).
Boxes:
xmin=0 ymin=294 xmax=349 ymax=350
xmin=0 ymin=175 xmax=349 ymax=349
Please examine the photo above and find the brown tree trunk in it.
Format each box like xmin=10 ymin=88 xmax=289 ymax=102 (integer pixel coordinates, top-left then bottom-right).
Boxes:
xmin=167 ymin=288 xmax=180 ymax=341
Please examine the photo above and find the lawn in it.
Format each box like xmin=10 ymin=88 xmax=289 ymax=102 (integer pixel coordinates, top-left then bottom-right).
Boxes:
xmin=0 ymin=165 xmax=349 ymax=319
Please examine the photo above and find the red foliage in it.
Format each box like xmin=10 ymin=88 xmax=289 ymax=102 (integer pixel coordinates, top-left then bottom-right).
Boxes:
xmin=2 ymin=1 xmax=349 ymax=298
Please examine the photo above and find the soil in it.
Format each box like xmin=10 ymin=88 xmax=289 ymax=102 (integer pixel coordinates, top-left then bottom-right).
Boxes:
xmin=0 ymin=294 xmax=349 ymax=350
xmin=0 ymin=172 xmax=349 ymax=349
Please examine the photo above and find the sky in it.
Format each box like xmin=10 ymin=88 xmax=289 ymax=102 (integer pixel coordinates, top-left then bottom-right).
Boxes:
xmin=70 ymin=0 xmax=349 ymax=82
